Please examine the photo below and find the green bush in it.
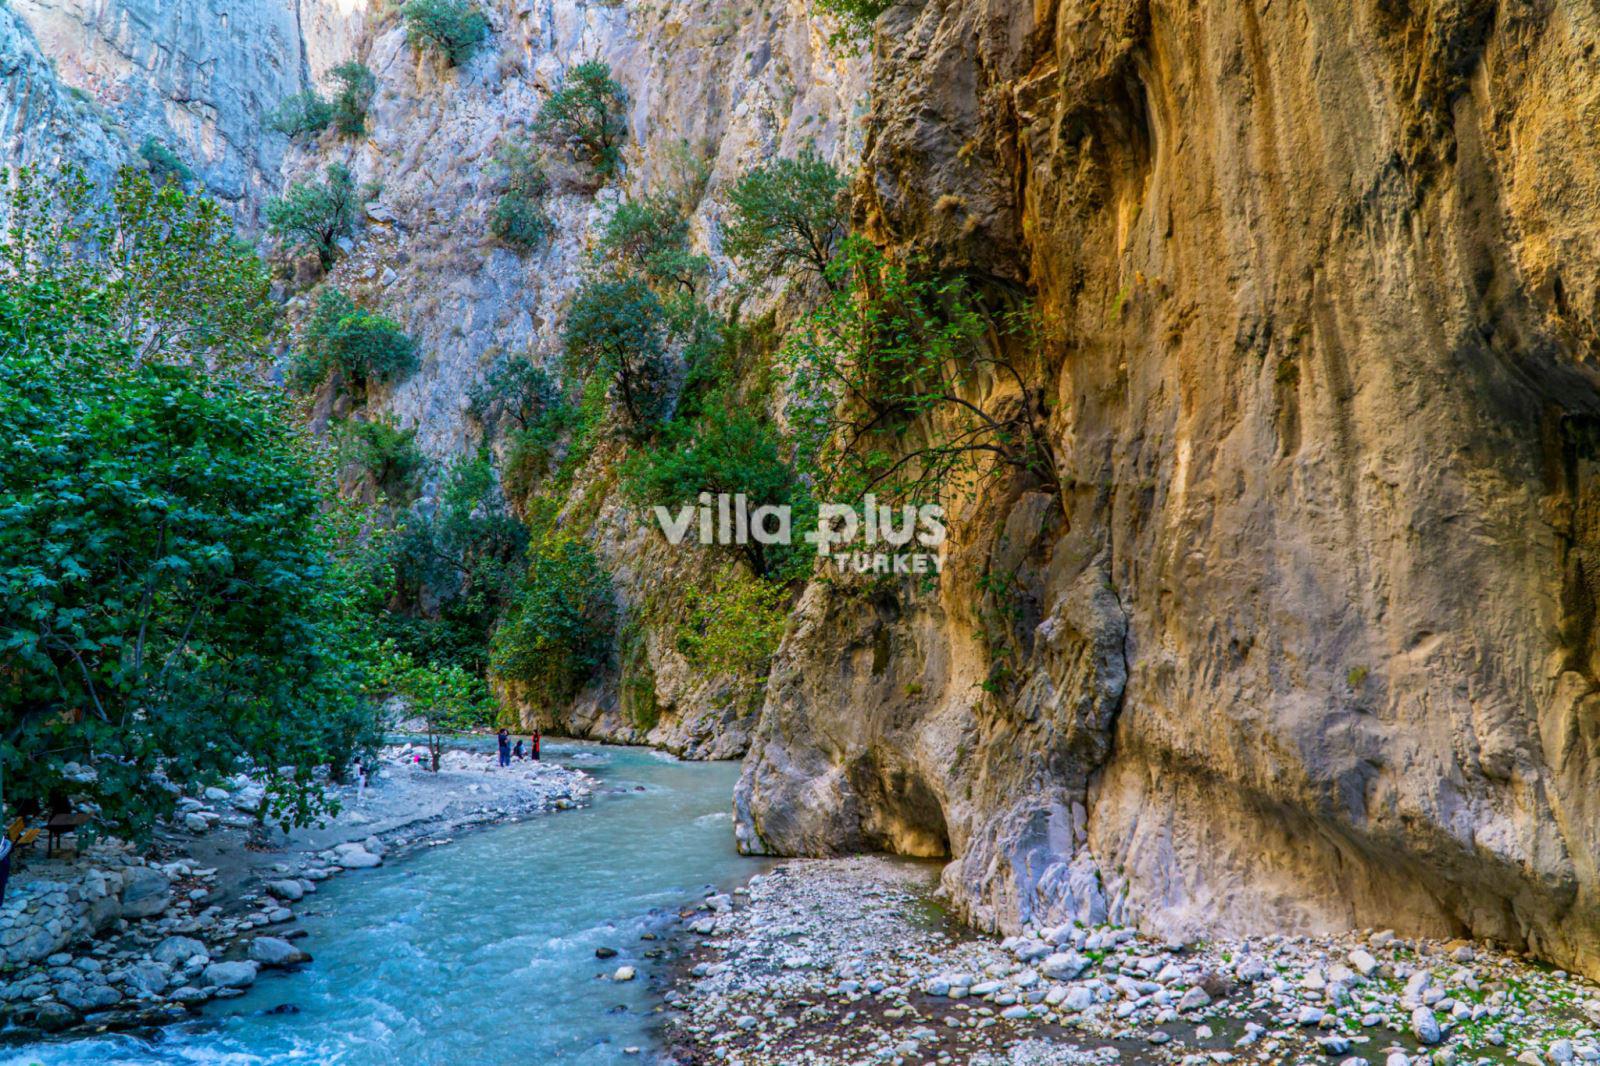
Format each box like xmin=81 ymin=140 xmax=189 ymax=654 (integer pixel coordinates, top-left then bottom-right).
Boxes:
xmin=3 ymin=164 xmax=276 ymax=369
xmin=467 ymin=353 xmax=560 ymax=436
xmin=336 ymin=415 xmax=427 ymax=504
xmin=535 ymin=60 xmax=627 ymax=180
xmin=289 ymin=287 xmax=418 ymax=396
xmin=675 ymin=569 xmax=790 ymax=678
xmin=402 ymin=0 xmax=490 ymax=66
xmin=0 ymin=278 xmax=380 ymax=838
xmin=597 ymin=194 xmax=706 ymax=311
xmin=724 ymin=149 xmax=848 ymax=288
xmin=331 ymin=62 xmax=378 ymax=136
xmin=813 ymin=0 xmax=894 ymax=45
xmin=371 ymin=645 xmax=492 ymax=770
xmin=623 ymin=411 xmax=809 ymax=579
xmin=138 ymin=138 xmax=193 ymax=186
xmin=267 ymin=90 xmax=334 ymax=137
xmin=488 ymin=139 xmax=551 ymax=249
xmin=562 ymin=274 xmax=670 ymax=430
xmin=265 ymin=163 xmax=369 ymax=270
xmin=491 ymin=532 xmax=614 ymax=714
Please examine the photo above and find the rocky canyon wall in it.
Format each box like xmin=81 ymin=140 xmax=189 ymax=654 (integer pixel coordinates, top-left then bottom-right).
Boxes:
xmin=736 ymin=0 xmax=1600 ymax=978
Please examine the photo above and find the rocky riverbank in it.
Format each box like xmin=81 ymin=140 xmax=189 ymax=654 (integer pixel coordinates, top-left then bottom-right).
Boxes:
xmin=0 ymin=742 xmax=592 ymax=1041
xmin=662 ymin=858 xmax=1600 ymax=1066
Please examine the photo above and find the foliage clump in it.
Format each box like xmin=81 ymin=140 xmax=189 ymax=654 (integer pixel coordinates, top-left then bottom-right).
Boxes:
xmin=812 ymin=0 xmax=894 ymax=47
xmin=0 ymin=269 xmax=380 ymax=837
xmin=675 ymin=569 xmax=790 ymax=679
xmin=491 ymin=525 xmax=615 ymax=715
xmin=267 ymin=90 xmax=334 ymax=138
xmin=331 ymin=62 xmax=378 ymax=136
xmin=336 ymin=416 xmax=427 ymax=506
xmin=288 ymin=287 xmax=418 ymax=398
xmin=3 ymin=164 xmax=276 ymax=369
xmin=488 ymin=138 xmax=552 ymax=250
xmin=597 ymin=194 xmax=707 ymax=320
xmin=371 ymin=646 xmax=492 ymax=771
xmin=402 ymin=0 xmax=490 ymax=66
xmin=535 ymin=60 xmax=628 ymax=181
xmin=138 ymin=138 xmax=193 ymax=187
xmin=562 ymin=275 xmax=670 ymax=431
xmin=724 ymin=149 xmax=848 ymax=289
xmin=265 ymin=163 xmax=370 ymax=270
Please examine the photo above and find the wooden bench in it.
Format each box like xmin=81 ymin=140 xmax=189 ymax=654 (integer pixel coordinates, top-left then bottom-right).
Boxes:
xmin=44 ymin=813 xmax=90 ymax=857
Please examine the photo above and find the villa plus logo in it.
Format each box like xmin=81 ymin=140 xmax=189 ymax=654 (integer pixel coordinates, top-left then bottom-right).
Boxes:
xmin=651 ymin=494 xmax=948 ymax=573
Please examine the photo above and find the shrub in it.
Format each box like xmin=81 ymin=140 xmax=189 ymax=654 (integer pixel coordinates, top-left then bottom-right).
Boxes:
xmin=336 ymin=415 xmax=427 ymax=504
xmin=371 ymin=645 xmax=492 ymax=771
xmin=2 ymin=164 xmax=276 ymax=368
xmin=813 ymin=0 xmax=894 ymax=45
xmin=138 ymin=138 xmax=193 ymax=186
xmin=467 ymin=353 xmax=561 ymax=436
xmin=597 ymin=194 xmax=706 ymax=306
xmin=623 ymin=411 xmax=808 ymax=579
xmin=0 ymin=278 xmax=379 ymax=838
xmin=491 ymin=532 xmax=614 ymax=714
xmin=725 ymin=149 xmax=848 ymax=288
xmin=265 ymin=163 xmax=369 ymax=270
xmin=562 ymin=275 xmax=670 ymax=429
xmin=402 ymin=0 xmax=490 ymax=66
xmin=331 ymin=62 xmax=378 ymax=136
xmin=290 ymin=288 xmax=418 ymax=396
xmin=267 ymin=90 xmax=334 ymax=137
xmin=534 ymin=60 xmax=627 ymax=180
xmin=488 ymin=138 xmax=551 ymax=249
xmin=675 ymin=569 xmax=790 ymax=678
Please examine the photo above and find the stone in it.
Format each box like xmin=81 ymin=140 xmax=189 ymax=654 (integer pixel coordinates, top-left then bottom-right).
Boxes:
xmin=120 ymin=867 xmax=172 ymax=919
xmin=169 ymin=985 xmax=211 ymax=1005
xmin=32 ymin=1001 xmax=79 ymax=1031
xmin=1177 ymin=986 xmax=1211 ymax=1012
xmin=1040 ymin=951 xmax=1090 ymax=980
xmin=613 ymin=966 xmax=635 ymax=981
xmin=595 ymin=946 xmax=618 ymax=959
xmin=1411 ymin=1006 xmax=1442 ymax=1045
xmin=249 ymin=937 xmax=311 ymax=967
xmin=1348 ymin=948 xmax=1379 ymax=977
xmin=333 ymin=843 xmax=381 ymax=869
xmin=264 ymin=880 xmax=305 ymax=902
xmin=201 ymin=961 xmax=259 ymax=989
xmin=152 ymin=936 xmax=207 ymax=967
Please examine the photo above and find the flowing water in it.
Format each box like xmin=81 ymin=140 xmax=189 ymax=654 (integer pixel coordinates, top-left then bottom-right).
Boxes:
xmin=3 ymin=742 xmax=765 ymax=1066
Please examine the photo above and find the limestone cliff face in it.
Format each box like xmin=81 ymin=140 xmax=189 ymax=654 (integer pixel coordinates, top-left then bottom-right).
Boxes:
xmin=736 ymin=0 xmax=1600 ymax=977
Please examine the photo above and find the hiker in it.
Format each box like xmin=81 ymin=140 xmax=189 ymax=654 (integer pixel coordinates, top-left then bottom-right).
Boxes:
xmin=496 ymin=728 xmax=511 ymax=767
xmin=531 ymin=729 xmax=541 ymax=762
xmin=512 ymin=739 xmax=524 ymax=761
xmin=355 ymin=758 xmax=369 ymax=805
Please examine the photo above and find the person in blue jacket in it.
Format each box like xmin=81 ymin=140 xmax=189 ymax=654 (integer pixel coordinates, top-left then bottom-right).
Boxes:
xmin=496 ymin=728 xmax=511 ymax=767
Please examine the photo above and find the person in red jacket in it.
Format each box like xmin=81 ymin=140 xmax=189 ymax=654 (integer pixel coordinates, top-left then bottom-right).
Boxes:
xmin=531 ymin=729 xmax=541 ymax=762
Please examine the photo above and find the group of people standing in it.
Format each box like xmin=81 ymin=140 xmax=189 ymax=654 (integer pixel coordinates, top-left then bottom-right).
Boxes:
xmin=496 ymin=728 xmax=540 ymax=767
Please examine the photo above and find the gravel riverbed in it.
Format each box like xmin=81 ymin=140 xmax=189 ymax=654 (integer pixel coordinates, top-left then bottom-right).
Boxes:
xmin=662 ymin=857 xmax=1600 ymax=1066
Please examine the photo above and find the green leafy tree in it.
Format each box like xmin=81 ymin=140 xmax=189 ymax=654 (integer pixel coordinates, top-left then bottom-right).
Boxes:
xmin=491 ymin=531 xmax=614 ymax=717
xmin=813 ymin=0 xmax=893 ymax=46
xmin=467 ymin=353 xmax=561 ymax=438
xmin=336 ymin=416 xmax=428 ymax=506
xmin=562 ymin=275 xmax=670 ymax=430
xmin=2 ymin=164 xmax=277 ymax=369
xmin=0 ymin=280 xmax=381 ymax=837
xmin=265 ymin=163 xmax=369 ymax=270
xmin=371 ymin=645 xmax=492 ymax=771
xmin=535 ymin=60 xmax=628 ymax=180
xmin=783 ymin=236 xmax=1056 ymax=505
xmin=597 ymin=194 xmax=707 ymax=320
xmin=138 ymin=138 xmax=193 ymax=186
xmin=331 ymin=62 xmax=378 ymax=136
xmin=623 ymin=412 xmax=809 ymax=579
xmin=289 ymin=287 xmax=419 ymax=397
xmin=267 ymin=90 xmax=334 ymax=137
xmin=402 ymin=0 xmax=490 ymax=66
xmin=488 ymin=138 xmax=551 ymax=250
xmin=676 ymin=568 xmax=790 ymax=678
xmin=724 ymin=150 xmax=848 ymax=289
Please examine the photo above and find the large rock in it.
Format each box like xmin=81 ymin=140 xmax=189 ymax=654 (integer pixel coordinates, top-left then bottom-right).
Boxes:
xmin=119 ymin=867 xmax=171 ymax=920
xmin=332 ymin=843 xmax=381 ymax=869
xmin=151 ymin=936 xmax=207 ymax=967
xmin=248 ymin=936 xmax=311 ymax=968
xmin=200 ymin=960 xmax=259 ymax=990
xmin=264 ymin=879 xmax=305 ymax=902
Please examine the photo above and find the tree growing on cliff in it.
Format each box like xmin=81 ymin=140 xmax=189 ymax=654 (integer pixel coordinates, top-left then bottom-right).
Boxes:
xmin=490 ymin=528 xmax=614 ymax=718
xmin=289 ymin=287 xmax=418 ymax=398
xmin=783 ymin=237 xmax=1056 ymax=505
xmin=488 ymin=138 xmax=552 ymax=250
xmin=562 ymin=275 xmax=670 ymax=431
xmin=2 ymin=164 xmax=277 ymax=370
xmin=138 ymin=138 xmax=194 ymax=187
xmin=402 ymin=0 xmax=490 ymax=66
xmin=267 ymin=90 xmax=334 ymax=138
xmin=265 ymin=163 xmax=369 ymax=270
xmin=535 ymin=61 xmax=628 ymax=181
xmin=335 ymin=415 xmax=428 ymax=507
xmin=597 ymin=194 xmax=707 ymax=320
xmin=331 ymin=62 xmax=378 ymax=136
xmin=725 ymin=150 xmax=848 ymax=290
